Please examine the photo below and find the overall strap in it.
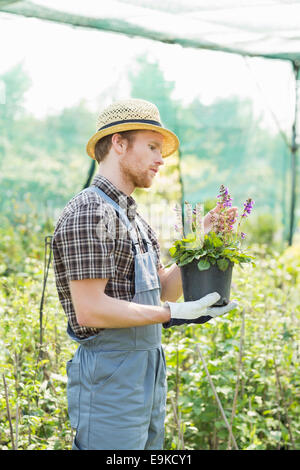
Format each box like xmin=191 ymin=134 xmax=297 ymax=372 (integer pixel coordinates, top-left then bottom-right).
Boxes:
xmin=134 ymin=217 xmax=154 ymax=254
xmin=86 ymin=185 xmax=146 ymax=254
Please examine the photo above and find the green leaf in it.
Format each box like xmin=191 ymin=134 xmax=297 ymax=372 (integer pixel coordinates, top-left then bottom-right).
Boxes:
xmin=164 ymin=261 xmax=174 ymax=268
xmin=178 ymin=255 xmax=195 ymax=267
xmin=217 ymin=258 xmax=229 ymax=271
xmin=169 ymin=246 xmax=177 ymax=257
xmin=197 ymin=259 xmax=210 ymax=271
xmin=180 ymin=252 xmax=190 ymax=262
xmin=209 ymin=232 xmax=223 ymax=248
xmin=195 ymin=251 xmax=207 ymax=259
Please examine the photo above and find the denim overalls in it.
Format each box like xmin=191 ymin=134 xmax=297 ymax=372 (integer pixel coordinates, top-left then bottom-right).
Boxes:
xmin=66 ymin=185 xmax=167 ymax=450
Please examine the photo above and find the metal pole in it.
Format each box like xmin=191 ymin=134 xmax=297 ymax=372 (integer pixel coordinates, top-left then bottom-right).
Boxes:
xmin=288 ymin=61 xmax=300 ymax=246
xmin=173 ymin=110 xmax=185 ymax=237
xmin=177 ymin=147 xmax=186 ymax=237
xmin=83 ymin=159 xmax=96 ymax=189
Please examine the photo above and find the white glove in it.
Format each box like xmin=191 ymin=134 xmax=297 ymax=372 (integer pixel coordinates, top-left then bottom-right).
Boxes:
xmin=163 ymin=292 xmax=238 ymax=328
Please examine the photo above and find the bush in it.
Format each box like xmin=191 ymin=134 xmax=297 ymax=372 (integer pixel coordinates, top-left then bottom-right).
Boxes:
xmin=241 ymin=213 xmax=282 ymax=246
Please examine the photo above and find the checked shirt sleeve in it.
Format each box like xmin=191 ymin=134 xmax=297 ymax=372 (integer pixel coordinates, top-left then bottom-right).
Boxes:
xmin=54 ymin=202 xmax=116 ymax=281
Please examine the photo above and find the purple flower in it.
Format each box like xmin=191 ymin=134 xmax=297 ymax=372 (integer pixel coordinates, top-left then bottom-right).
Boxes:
xmin=241 ymin=232 xmax=246 ymax=239
xmin=217 ymin=185 xmax=229 ymax=197
xmin=217 ymin=185 xmax=233 ymax=209
xmin=242 ymin=198 xmax=254 ymax=217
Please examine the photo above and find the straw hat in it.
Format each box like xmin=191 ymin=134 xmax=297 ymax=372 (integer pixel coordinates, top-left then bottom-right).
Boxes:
xmin=86 ymin=98 xmax=179 ymax=159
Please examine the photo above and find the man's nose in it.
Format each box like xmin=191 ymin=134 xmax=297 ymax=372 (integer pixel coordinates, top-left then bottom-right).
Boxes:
xmin=157 ymin=151 xmax=164 ymax=166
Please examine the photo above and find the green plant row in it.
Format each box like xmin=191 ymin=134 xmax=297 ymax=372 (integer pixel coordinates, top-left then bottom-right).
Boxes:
xmin=0 ymin=218 xmax=299 ymax=450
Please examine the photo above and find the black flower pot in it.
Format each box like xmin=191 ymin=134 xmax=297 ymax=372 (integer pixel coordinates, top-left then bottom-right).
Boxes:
xmin=180 ymin=259 xmax=233 ymax=306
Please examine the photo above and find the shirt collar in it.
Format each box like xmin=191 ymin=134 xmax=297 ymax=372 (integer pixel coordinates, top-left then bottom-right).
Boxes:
xmin=90 ymin=173 xmax=138 ymax=221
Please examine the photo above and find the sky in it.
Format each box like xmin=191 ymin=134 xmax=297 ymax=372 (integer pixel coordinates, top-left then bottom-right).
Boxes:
xmin=0 ymin=8 xmax=296 ymax=137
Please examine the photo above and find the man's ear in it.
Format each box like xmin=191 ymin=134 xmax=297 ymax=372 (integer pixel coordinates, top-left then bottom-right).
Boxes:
xmin=111 ymin=133 xmax=127 ymax=155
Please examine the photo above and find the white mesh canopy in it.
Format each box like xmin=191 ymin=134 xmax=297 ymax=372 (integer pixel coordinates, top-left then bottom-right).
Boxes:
xmin=1 ymin=0 xmax=300 ymax=61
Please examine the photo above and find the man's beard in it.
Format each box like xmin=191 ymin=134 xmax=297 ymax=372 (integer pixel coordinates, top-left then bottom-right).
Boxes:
xmin=120 ymin=161 xmax=152 ymax=189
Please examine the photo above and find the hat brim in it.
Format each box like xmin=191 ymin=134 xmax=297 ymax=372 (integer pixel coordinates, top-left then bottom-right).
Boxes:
xmin=86 ymin=122 xmax=179 ymax=159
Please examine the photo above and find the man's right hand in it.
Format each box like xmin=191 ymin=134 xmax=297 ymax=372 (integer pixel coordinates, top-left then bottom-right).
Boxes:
xmin=163 ymin=292 xmax=238 ymax=328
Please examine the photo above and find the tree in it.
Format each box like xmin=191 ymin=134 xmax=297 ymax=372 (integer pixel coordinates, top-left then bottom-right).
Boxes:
xmin=128 ymin=54 xmax=179 ymax=131
xmin=0 ymin=63 xmax=31 ymax=141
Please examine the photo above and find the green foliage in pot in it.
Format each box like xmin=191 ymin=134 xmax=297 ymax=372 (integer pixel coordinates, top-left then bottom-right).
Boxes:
xmin=168 ymin=185 xmax=256 ymax=272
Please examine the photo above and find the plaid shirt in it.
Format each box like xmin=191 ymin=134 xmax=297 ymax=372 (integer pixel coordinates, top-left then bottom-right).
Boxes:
xmin=52 ymin=174 xmax=163 ymax=339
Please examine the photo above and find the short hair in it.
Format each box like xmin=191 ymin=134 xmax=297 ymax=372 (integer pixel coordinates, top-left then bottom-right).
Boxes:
xmin=94 ymin=130 xmax=140 ymax=164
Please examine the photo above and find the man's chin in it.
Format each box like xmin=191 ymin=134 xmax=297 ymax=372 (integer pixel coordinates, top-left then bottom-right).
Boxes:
xmin=135 ymin=177 xmax=153 ymax=189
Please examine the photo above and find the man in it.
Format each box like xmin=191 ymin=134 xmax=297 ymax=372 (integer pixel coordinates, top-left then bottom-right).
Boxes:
xmin=52 ymin=98 xmax=238 ymax=450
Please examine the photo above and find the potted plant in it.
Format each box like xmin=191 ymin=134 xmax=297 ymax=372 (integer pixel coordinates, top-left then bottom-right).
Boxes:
xmin=167 ymin=185 xmax=255 ymax=306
